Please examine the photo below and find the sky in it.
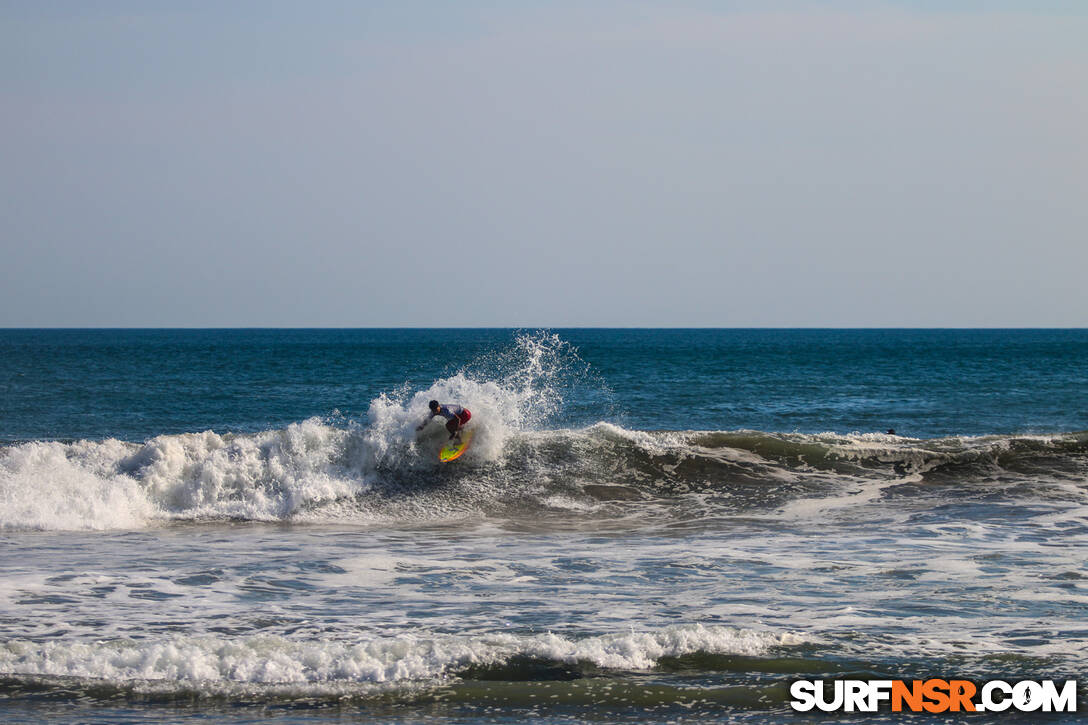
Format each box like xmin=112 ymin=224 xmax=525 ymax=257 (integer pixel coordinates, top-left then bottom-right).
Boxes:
xmin=2 ymin=1 xmax=1086 ymax=327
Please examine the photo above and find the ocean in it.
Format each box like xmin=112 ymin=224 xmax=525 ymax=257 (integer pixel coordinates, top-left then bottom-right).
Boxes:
xmin=1 ymin=328 xmax=1086 ymax=723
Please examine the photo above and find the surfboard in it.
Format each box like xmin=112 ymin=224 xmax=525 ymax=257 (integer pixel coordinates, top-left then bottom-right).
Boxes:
xmin=438 ymin=429 xmax=474 ymax=463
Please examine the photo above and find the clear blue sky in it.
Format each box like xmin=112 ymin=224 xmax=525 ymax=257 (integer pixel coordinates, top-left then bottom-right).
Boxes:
xmin=2 ymin=1 xmax=1085 ymax=326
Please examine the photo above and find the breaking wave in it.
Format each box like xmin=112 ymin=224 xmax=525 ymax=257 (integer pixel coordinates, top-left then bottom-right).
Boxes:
xmin=2 ymin=330 xmax=1085 ymax=531
xmin=0 ymin=624 xmax=798 ymax=691
xmin=2 ymin=419 xmax=1085 ymax=531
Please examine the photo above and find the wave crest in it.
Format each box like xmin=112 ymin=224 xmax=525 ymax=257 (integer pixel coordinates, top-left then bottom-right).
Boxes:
xmin=2 ymin=421 xmax=1085 ymax=531
xmin=0 ymin=624 xmax=799 ymax=691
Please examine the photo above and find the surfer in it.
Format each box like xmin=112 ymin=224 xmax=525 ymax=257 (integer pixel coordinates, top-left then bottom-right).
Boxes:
xmin=416 ymin=400 xmax=472 ymax=440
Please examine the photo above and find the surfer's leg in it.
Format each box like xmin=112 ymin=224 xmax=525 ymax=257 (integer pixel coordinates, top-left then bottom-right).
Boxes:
xmin=446 ymin=418 xmax=460 ymax=439
xmin=451 ymin=410 xmax=469 ymax=440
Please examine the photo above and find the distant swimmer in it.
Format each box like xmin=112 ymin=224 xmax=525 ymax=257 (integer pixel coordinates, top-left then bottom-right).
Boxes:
xmin=417 ymin=400 xmax=472 ymax=440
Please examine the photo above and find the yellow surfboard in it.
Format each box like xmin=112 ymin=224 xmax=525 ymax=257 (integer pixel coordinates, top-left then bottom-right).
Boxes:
xmin=438 ymin=429 xmax=474 ymax=463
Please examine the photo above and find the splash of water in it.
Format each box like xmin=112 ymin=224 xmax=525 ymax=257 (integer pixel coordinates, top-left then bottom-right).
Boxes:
xmin=363 ymin=331 xmax=607 ymax=467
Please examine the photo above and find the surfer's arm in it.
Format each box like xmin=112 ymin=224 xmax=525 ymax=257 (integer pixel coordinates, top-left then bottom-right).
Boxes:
xmin=415 ymin=413 xmax=435 ymax=431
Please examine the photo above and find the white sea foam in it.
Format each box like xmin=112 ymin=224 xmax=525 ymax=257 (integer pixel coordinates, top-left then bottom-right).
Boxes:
xmin=0 ymin=439 xmax=157 ymax=530
xmin=0 ymin=420 xmax=366 ymax=531
xmin=0 ymin=624 xmax=798 ymax=687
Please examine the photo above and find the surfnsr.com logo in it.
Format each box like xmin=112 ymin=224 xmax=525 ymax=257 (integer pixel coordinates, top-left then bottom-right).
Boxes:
xmin=790 ymin=679 xmax=1077 ymax=713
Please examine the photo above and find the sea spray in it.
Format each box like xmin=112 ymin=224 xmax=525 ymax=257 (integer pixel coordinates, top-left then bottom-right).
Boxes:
xmin=363 ymin=331 xmax=611 ymax=467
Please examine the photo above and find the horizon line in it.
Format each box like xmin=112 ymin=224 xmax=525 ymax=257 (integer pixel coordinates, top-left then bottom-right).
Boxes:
xmin=2 ymin=326 xmax=1086 ymax=331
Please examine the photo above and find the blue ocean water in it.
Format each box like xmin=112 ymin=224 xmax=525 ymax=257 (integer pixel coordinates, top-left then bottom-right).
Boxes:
xmin=1 ymin=329 xmax=1086 ymax=723
xmin=3 ymin=328 xmax=1086 ymax=441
